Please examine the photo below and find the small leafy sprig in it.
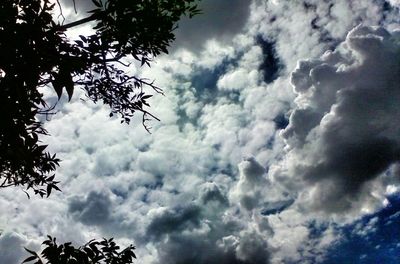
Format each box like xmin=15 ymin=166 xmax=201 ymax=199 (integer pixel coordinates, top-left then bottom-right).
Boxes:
xmin=23 ymin=236 xmax=136 ymax=264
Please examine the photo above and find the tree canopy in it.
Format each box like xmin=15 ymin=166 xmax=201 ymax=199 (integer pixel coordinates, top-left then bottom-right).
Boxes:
xmin=23 ymin=236 xmax=136 ymax=264
xmin=0 ymin=0 xmax=200 ymax=197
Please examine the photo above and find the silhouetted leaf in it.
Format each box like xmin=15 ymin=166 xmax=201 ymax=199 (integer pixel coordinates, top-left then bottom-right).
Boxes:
xmin=22 ymin=256 xmax=38 ymax=263
xmin=0 ymin=0 xmax=200 ymax=199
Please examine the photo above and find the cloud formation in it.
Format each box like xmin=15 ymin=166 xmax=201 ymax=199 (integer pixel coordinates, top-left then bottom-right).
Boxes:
xmin=274 ymin=25 xmax=400 ymax=214
xmin=173 ymin=0 xmax=251 ymax=51
xmin=69 ymin=191 xmax=113 ymax=225
xmin=60 ymin=0 xmax=252 ymax=52
xmin=0 ymin=233 xmax=29 ymax=264
xmin=2 ymin=1 xmax=400 ymax=264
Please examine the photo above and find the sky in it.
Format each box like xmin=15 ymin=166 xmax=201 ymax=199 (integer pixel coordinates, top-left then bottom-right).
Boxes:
xmin=1 ymin=0 xmax=400 ymax=263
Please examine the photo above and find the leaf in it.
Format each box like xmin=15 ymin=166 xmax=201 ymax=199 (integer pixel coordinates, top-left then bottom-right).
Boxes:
xmin=22 ymin=255 xmax=37 ymax=263
xmin=141 ymin=57 xmax=147 ymax=66
xmin=52 ymin=184 xmax=61 ymax=192
xmin=46 ymin=185 xmax=52 ymax=197
xmin=91 ymin=0 xmax=102 ymax=7
xmin=75 ymin=40 xmax=83 ymax=47
xmin=65 ymin=80 xmax=74 ymax=102
xmin=142 ymin=100 xmax=150 ymax=107
xmin=52 ymin=76 xmax=63 ymax=100
xmin=141 ymin=95 xmax=153 ymax=100
xmin=37 ymin=145 xmax=48 ymax=152
xmin=24 ymin=247 xmax=38 ymax=256
xmin=59 ymin=68 xmax=75 ymax=102
xmin=47 ymin=175 xmax=55 ymax=182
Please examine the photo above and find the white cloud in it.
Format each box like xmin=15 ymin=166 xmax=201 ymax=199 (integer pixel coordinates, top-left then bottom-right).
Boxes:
xmin=3 ymin=1 xmax=400 ymax=264
xmin=388 ymin=0 xmax=400 ymax=7
xmin=229 ymin=156 xmax=268 ymax=211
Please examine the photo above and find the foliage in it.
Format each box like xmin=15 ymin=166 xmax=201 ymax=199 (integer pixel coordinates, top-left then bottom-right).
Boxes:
xmin=23 ymin=236 xmax=136 ymax=264
xmin=0 ymin=0 xmax=200 ymax=197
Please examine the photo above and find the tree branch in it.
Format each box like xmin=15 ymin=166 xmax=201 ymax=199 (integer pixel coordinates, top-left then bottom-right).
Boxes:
xmin=57 ymin=12 xmax=104 ymax=30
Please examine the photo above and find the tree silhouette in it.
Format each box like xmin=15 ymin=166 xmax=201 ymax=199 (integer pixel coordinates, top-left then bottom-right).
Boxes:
xmin=0 ymin=1 xmax=200 ymax=262
xmin=0 ymin=0 xmax=200 ymax=197
xmin=23 ymin=236 xmax=136 ymax=264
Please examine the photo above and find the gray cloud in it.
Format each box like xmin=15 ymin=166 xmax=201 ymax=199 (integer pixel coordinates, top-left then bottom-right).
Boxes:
xmin=276 ymin=25 xmax=400 ymax=213
xmin=69 ymin=191 xmax=113 ymax=225
xmin=154 ymin=233 xmax=260 ymax=264
xmin=172 ymin=0 xmax=252 ymax=51
xmin=230 ymin=157 xmax=268 ymax=211
xmin=0 ymin=232 xmax=26 ymax=264
xmin=200 ymin=182 xmax=229 ymax=205
xmin=253 ymin=0 xmax=392 ymax=71
xmin=144 ymin=203 xmax=272 ymax=264
xmin=3 ymin=1 xmax=400 ymax=264
xmin=60 ymin=0 xmax=251 ymax=52
xmin=235 ymin=231 xmax=270 ymax=264
xmin=146 ymin=204 xmax=202 ymax=240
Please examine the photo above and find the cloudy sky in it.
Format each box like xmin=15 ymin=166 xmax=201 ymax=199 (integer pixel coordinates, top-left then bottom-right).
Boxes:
xmin=2 ymin=0 xmax=400 ymax=263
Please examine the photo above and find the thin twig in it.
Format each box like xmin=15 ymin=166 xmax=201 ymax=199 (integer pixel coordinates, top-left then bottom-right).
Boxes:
xmin=142 ymin=113 xmax=152 ymax=134
xmin=72 ymin=0 xmax=77 ymax=14
xmin=137 ymin=108 xmax=160 ymax=122
xmin=56 ymin=0 xmax=66 ymax=24
xmin=132 ymin=76 xmax=164 ymax=95
xmin=58 ymin=12 xmax=103 ymax=30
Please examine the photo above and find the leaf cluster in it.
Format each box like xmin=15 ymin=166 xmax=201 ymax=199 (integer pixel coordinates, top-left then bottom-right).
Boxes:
xmin=0 ymin=0 xmax=64 ymax=197
xmin=23 ymin=236 xmax=136 ymax=264
xmin=0 ymin=0 xmax=200 ymax=196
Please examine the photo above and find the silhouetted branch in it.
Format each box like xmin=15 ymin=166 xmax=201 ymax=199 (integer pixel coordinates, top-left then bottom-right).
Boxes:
xmin=57 ymin=12 xmax=103 ymax=30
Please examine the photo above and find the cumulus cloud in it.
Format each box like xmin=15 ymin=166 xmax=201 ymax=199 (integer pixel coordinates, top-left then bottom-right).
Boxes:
xmin=69 ymin=191 xmax=113 ymax=226
xmin=142 ymin=204 xmax=272 ymax=264
xmin=230 ymin=156 xmax=268 ymax=211
xmin=251 ymin=0 xmax=393 ymax=71
xmin=3 ymin=1 xmax=400 ymax=264
xmin=388 ymin=0 xmax=400 ymax=8
xmin=146 ymin=204 xmax=202 ymax=240
xmin=200 ymin=182 xmax=229 ymax=205
xmin=275 ymin=25 xmax=400 ymax=213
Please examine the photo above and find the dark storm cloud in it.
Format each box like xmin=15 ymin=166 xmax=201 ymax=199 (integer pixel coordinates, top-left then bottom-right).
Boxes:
xmin=154 ymin=232 xmax=270 ymax=264
xmin=155 ymin=234 xmax=241 ymax=264
xmin=61 ymin=0 xmax=251 ymax=51
xmin=172 ymin=0 xmax=252 ymax=51
xmin=147 ymin=218 xmax=271 ymax=264
xmin=146 ymin=204 xmax=202 ymax=239
xmin=144 ymin=201 xmax=272 ymax=264
xmin=68 ymin=191 xmax=113 ymax=225
xmin=278 ymin=25 xmax=400 ymax=213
